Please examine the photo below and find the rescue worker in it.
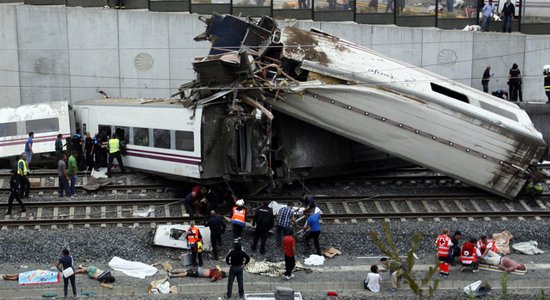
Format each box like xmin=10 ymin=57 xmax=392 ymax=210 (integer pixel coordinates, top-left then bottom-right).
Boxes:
xmin=251 ymin=202 xmax=274 ymax=254
xmin=186 ymin=221 xmax=203 ymax=267
xmin=5 ymin=169 xmax=25 ymax=215
xmin=508 ymin=63 xmax=522 ymax=102
xmin=435 ymin=229 xmax=453 ymax=277
xmin=230 ymin=199 xmax=247 ymax=240
xmin=17 ymin=152 xmax=30 ymax=199
xmin=71 ymin=129 xmax=84 ymax=170
xmin=205 ymin=210 xmax=226 ymax=260
xmin=459 ymin=238 xmax=482 ymax=272
xmin=300 ymin=193 xmax=316 ymax=211
xmin=184 ymin=190 xmax=198 ymax=217
xmin=544 ymin=65 xmax=550 ymax=103
xmin=107 ymin=134 xmax=125 ymax=176
xmin=477 ymin=235 xmax=501 ymax=263
xmin=449 ymin=230 xmax=462 ymax=265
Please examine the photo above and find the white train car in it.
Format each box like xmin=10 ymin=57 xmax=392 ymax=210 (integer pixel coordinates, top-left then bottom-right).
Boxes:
xmin=73 ymin=98 xmax=272 ymax=182
xmin=188 ymin=14 xmax=547 ymax=199
xmin=0 ymin=101 xmax=71 ymax=160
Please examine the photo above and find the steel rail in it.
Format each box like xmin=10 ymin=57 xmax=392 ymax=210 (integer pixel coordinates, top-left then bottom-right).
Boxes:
xmin=0 ymin=183 xmax=173 ymax=193
xmin=2 ymin=210 xmax=550 ymax=227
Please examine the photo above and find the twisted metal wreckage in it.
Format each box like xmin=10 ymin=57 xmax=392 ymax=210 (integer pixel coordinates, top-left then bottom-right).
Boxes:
xmin=174 ymin=14 xmax=546 ymax=199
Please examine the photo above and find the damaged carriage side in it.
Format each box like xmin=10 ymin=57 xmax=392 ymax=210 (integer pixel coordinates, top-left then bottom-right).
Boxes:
xmin=178 ymin=14 xmax=546 ymax=199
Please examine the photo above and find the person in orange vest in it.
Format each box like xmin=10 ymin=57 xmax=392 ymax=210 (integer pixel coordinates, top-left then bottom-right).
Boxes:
xmin=186 ymin=221 xmax=203 ymax=266
xmin=230 ymin=199 xmax=247 ymax=240
xmin=459 ymin=238 xmax=482 ymax=272
xmin=435 ymin=229 xmax=453 ymax=277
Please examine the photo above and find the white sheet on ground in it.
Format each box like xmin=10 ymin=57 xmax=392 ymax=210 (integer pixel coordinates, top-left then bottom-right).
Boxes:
xmin=108 ymin=256 xmax=158 ymax=279
xmin=268 ymin=201 xmax=323 ymax=216
xmin=512 ymin=241 xmax=544 ymax=255
xmin=304 ymin=254 xmax=325 ymax=266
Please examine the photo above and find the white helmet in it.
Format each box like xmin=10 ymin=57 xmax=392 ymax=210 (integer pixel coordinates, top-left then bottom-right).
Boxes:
xmin=544 ymin=65 xmax=550 ymax=73
xmin=236 ymin=199 xmax=245 ymax=207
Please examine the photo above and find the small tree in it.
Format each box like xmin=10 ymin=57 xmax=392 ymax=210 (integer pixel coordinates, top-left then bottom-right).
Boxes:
xmin=369 ymin=222 xmax=440 ymax=299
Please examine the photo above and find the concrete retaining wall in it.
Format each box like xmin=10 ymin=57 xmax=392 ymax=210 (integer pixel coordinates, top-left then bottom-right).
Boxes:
xmin=1 ymin=4 xmax=549 ymax=106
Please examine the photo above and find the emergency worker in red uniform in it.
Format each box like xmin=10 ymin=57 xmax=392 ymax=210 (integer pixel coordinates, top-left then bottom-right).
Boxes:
xmin=460 ymin=238 xmax=482 ymax=272
xmin=186 ymin=221 xmax=203 ymax=266
xmin=231 ymin=199 xmax=247 ymax=240
xmin=435 ymin=229 xmax=453 ymax=277
xmin=477 ymin=235 xmax=501 ymax=264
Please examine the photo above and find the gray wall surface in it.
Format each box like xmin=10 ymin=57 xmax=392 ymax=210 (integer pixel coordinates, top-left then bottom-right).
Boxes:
xmin=1 ymin=4 xmax=550 ymax=107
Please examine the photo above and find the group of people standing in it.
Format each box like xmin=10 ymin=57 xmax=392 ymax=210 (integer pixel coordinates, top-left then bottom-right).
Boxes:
xmin=481 ymin=63 xmax=524 ymax=102
xmin=179 ymin=192 xmax=322 ymax=298
xmin=481 ymin=0 xmax=515 ymax=32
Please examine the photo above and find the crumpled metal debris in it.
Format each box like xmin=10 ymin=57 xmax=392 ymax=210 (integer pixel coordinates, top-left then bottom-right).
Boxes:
xmin=245 ymin=260 xmax=310 ymax=277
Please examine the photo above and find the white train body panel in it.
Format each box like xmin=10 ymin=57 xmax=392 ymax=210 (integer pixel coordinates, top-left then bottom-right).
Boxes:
xmin=268 ymin=27 xmax=547 ymax=199
xmin=0 ymin=101 xmax=71 ymax=159
xmin=74 ymin=99 xmax=202 ymax=179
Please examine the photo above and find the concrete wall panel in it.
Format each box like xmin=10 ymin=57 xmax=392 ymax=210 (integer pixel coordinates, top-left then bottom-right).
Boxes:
xmin=119 ymin=49 xmax=170 ymax=98
xmin=421 ymin=28 xmax=474 ymax=86
xmin=471 ymin=32 xmax=525 ymax=94
xmin=523 ymin=35 xmax=550 ymax=102
xmin=0 ymin=5 xmax=20 ymax=107
xmin=319 ymin=22 xmax=372 ymax=47
xmin=18 ymin=49 xmax=70 ymax=103
xmin=69 ymin=49 xmax=120 ymax=100
xmin=16 ymin=5 xmax=67 ymax=49
xmin=119 ymin=10 xmax=169 ymax=49
xmin=67 ymin=7 xmax=118 ymax=49
xmin=168 ymin=13 xmax=209 ymax=91
xmin=371 ymin=26 xmax=423 ymax=66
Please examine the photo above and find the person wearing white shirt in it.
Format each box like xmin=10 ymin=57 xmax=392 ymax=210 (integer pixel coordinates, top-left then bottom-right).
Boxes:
xmin=364 ymin=265 xmax=382 ymax=292
xmin=481 ymin=0 xmax=495 ymax=31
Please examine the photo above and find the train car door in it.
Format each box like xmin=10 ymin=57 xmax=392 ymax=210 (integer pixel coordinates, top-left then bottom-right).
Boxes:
xmin=236 ymin=119 xmax=252 ymax=174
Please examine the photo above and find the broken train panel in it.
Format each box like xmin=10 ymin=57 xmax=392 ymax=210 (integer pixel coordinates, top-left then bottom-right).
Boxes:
xmin=188 ymin=14 xmax=546 ymax=199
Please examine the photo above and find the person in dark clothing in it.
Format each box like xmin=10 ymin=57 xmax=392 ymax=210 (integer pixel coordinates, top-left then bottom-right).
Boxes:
xmin=482 ymin=67 xmax=492 ymax=93
xmin=84 ymin=132 xmax=95 ymax=171
xmin=508 ymin=63 xmax=523 ymax=102
xmin=55 ymin=249 xmax=77 ymax=298
xmin=72 ymin=129 xmax=84 ymax=170
xmin=205 ymin=210 xmax=226 ymax=260
xmin=93 ymin=134 xmax=108 ymax=171
xmin=203 ymin=188 xmax=219 ymax=215
xmin=501 ymin=0 xmax=515 ymax=33
xmin=449 ymin=230 xmax=462 ymax=265
xmin=5 ymin=169 xmax=25 ymax=215
xmin=544 ymin=66 xmax=550 ymax=103
xmin=55 ymin=133 xmax=64 ymax=162
xmin=184 ymin=191 xmax=198 ymax=217
xmin=115 ymin=0 xmax=126 ymax=8
xmin=492 ymin=89 xmax=509 ymax=100
xmin=225 ymin=241 xmax=250 ymax=299
xmin=251 ymin=203 xmax=274 ymax=254
xmin=300 ymin=193 xmax=316 ymax=211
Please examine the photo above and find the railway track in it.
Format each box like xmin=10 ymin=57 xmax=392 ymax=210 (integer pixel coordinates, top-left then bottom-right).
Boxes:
xmin=2 ymin=194 xmax=550 ymax=228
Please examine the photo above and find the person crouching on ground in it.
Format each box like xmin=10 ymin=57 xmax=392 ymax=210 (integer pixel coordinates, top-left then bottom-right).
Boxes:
xmin=364 ymin=264 xmax=382 ymax=292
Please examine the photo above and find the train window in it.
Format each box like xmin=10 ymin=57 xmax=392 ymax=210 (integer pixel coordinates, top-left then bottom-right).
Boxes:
xmin=479 ymin=102 xmax=518 ymax=122
xmin=134 ymin=128 xmax=150 ymax=146
xmin=430 ymin=83 xmax=469 ymax=103
xmin=114 ymin=126 xmax=129 ymax=142
xmin=98 ymin=125 xmax=112 ymax=138
xmin=0 ymin=122 xmax=17 ymax=138
xmin=154 ymin=129 xmax=171 ymax=149
xmin=175 ymin=131 xmax=194 ymax=151
xmin=26 ymin=118 xmax=59 ymax=134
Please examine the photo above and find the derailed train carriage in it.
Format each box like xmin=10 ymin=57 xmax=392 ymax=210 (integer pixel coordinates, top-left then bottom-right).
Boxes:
xmin=176 ymin=14 xmax=547 ymax=199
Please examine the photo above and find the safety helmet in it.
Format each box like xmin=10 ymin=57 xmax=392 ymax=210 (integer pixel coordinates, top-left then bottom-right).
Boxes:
xmin=544 ymin=65 xmax=550 ymax=73
xmin=236 ymin=199 xmax=245 ymax=207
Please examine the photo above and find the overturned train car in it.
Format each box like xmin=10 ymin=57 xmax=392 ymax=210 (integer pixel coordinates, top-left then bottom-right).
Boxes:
xmin=183 ymin=14 xmax=546 ymax=199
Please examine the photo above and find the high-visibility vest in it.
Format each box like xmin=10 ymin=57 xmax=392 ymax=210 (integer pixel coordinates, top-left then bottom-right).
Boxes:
xmin=187 ymin=227 xmax=200 ymax=244
xmin=17 ymin=159 xmax=28 ymax=176
xmin=460 ymin=242 xmax=478 ymax=264
xmin=231 ymin=207 xmax=246 ymax=227
xmin=544 ymin=75 xmax=550 ymax=91
xmin=109 ymin=138 xmax=120 ymax=154
xmin=436 ymin=234 xmax=451 ymax=257
xmin=477 ymin=239 xmax=498 ymax=253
